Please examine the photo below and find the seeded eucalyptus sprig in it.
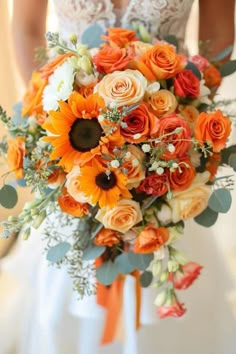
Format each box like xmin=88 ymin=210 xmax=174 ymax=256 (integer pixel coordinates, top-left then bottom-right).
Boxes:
xmin=45 ymin=31 xmax=78 ymax=55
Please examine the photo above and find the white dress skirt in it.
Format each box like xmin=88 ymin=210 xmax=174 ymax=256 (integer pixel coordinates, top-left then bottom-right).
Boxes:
xmin=1 ymin=0 xmax=236 ymax=353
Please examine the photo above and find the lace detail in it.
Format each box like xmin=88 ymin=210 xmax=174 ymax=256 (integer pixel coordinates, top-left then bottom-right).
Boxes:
xmin=51 ymin=0 xmax=194 ymax=45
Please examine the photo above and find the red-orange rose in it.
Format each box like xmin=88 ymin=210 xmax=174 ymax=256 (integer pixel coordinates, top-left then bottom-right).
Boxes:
xmin=120 ymin=102 xmax=159 ymax=143
xmin=101 ymin=28 xmax=138 ymax=47
xmin=168 ymin=157 xmax=196 ymax=191
xmin=136 ymin=172 xmax=168 ymax=197
xmin=58 ymin=188 xmax=89 ymax=217
xmin=157 ymin=113 xmax=192 ymax=159
xmin=205 ymin=153 xmax=221 ymax=181
xmin=94 ymin=228 xmax=121 ymax=247
xmin=93 ymin=45 xmax=133 ymax=74
xmin=170 ymin=261 xmax=203 ymax=289
xmin=194 ymin=110 xmax=231 ymax=152
xmin=174 ymin=69 xmax=200 ymax=98
xmin=133 ymin=226 xmax=169 ymax=254
xmin=203 ymin=64 xmax=222 ymax=88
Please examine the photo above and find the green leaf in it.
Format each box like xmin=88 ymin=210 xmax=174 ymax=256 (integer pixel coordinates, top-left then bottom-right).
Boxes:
xmin=228 ymin=153 xmax=236 ymax=171
xmin=81 ymin=24 xmax=105 ymax=48
xmin=127 ymin=251 xmax=154 ymax=271
xmin=221 ymin=144 xmax=236 ymax=165
xmin=140 ymin=271 xmax=153 ymax=287
xmin=96 ymin=260 xmax=119 ymax=285
xmin=208 ymin=188 xmax=232 ymax=213
xmin=82 ymin=245 xmax=105 ymax=261
xmin=212 ymin=45 xmax=233 ymax=62
xmin=194 ymin=207 xmax=218 ymax=227
xmin=0 ymin=185 xmax=18 ymax=209
xmin=220 ymin=60 xmax=236 ymax=77
xmin=46 ymin=242 xmax=71 ymax=263
xmin=164 ymin=35 xmax=179 ymax=52
xmin=185 ymin=61 xmax=202 ymax=80
xmin=114 ymin=253 xmax=135 ymax=274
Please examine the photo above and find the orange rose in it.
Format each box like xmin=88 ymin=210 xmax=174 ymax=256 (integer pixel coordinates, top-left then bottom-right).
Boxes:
xmin=40 ymin=52 xmax=74 ymax=80
xmin=6 ymin=137 xmax=25 ymax=179
xmin=93 ymin=45 xmax=133 ymax=74
xmin=157 ymin=113 xmax=192 ymax=159
xmin=47 ymin=168 xmax=66 ymax=189
xmin=94 ymin=69 xmax=147 ymax=107
xmin=203 ymin=64 xmax=222 ymax=89
xmin=168 ymin=157 xmax=196 ymax=191
xmin=22 ymin=71 xmax=47 ymax=118
xmin=101 ymin=28 xmax=138 ymax=47
xmin=135 ymin=44 xmax=185 ymax=81
xmin=123 ymin=145 xmax=146 ymax=189
xmin=146 ymin=89 xmax=177 ymax=118
xmin=194 ymin=110 xmax=231 ymax=153
xmin=94 ymin=228 xmax=121 ymax=247
xmin=178 ymin=104 xmax=199 ymax=132
xmin=133 ymin=225 xmax=169 ymax=254
xmin=205 ymin=153 xmax=221 ymax=181
xmin=78 ymin=82 xmax=97 ymax=98
xmin=58 ymin=188 xmax=89 ymax=217
xmin=120 ymin=102 xmax=159 ymax=143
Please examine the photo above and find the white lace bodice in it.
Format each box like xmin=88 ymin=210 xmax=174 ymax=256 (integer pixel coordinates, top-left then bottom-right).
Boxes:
xmin=51 ymin=0 xmax=194 ymax=45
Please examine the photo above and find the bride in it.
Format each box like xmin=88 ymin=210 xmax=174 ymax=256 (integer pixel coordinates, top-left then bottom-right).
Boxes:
xmin=1 ymin=1 xmax=235 ymax=354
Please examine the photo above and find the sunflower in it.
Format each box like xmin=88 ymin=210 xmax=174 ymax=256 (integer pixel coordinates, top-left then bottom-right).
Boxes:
xmin=42 ymin=92 xmax=123 ymax=171
xmin=78 ymin=158 xmax=132 ymax=208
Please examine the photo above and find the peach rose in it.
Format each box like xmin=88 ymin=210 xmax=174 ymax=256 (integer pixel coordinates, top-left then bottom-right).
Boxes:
xmin=95 ymin=199 xmax=143 ymax=234
xmin=168 ymin=157 xmax=196 ymax=191
xmin=101 ymin=28 xmax=138 ymax=48
xmin=93 ymin=45 xmax=133 ymax=74
xmin=94 ymin=69 xmax=147 ymax=107
xmin=66 ymin=166 xmax=91 ymax=204
xmin=133 ymin=225 xmax=169 ymax=254
xmin=194 ymin=110 xmax=231 ymax=153
xmin=123 ymin=145 xmax=146 ymax=189
xmin=6 ymin=137 xmax=25 ymax=179
xmin=157 ymin=113 xmax=192 ymax=159
xmin=58 ymin=188 xmax=89 ymax=217
xmin=136 ymin=43 xmax=185 ymax=81
xmin=146 ymin=89 xmax=178 ymax=117
xmin=22 ymin=71 xmax=47 ymax=118
xmin=129 ymin=41 xmax=153 ymax=56
xmin=94 ymin=228 xmax=121 ymax=247
xmin=120 ymin=102 xmax=159 ymax=143
xmin=167 ymin=171 xmax=212 ymax=222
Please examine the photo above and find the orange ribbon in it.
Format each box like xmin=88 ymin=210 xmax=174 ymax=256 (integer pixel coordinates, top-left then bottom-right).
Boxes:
xmin=96 ymin=258 xmax=141 ymax=345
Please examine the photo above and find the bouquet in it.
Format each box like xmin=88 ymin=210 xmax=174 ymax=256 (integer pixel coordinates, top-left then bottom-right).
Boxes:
xmin=0 ymin=25 xmax=236 ymax=342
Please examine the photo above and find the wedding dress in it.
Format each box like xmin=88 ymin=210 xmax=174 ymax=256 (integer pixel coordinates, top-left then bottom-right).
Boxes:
xmin=1 ymin=1 xmax=236 ymax=354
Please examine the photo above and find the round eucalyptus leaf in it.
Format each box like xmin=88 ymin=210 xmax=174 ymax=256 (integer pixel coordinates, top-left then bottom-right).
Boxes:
xmin=96 ymin=260 xmax=119 ymax=286
xmin=47 ymin=242 xmax=71 ymax=263
xmin=229 ymin=153 xmax=236 ymax=171
xmin=185 ymin=61 xmax=201 ymax=80
xmin=140 ymin=271 xmax=153 ymax=288
xmin=114 ymin=253 xmax=135 ymax=274
xmin=128 ymin=251 xmax=154 ymax=271
xmin=208 ymin=188 xmax=232 ymax=213
xmin=0 ymin=184 xmax=18 ymax=209
xmin=194 ymin=207 xmax=218 ymax=227
xmin=82 ymin=245 xmax=106 ymax=261
xmin=81 ymin=24 xmax=104 ymax=48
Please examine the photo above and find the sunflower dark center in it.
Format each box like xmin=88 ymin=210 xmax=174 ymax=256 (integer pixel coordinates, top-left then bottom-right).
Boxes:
xmin=69 ymin=118 xmax=103 ymax=152
xmin=95 ymin=172 xmax=117 ymax=190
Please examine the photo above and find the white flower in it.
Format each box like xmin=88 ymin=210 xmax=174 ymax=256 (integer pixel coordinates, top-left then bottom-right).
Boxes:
xmin=156 ymin=204 xmax=172 ymax=225
xmin=110 ymin=159 xmax=120 ymax=168
xmin=156 ymin=167 xmax=164 ymax=175
xmin=142 ymin=144 xmax=151 ymax=153
xmin=43 ymin=60 xmax=75 ymax=111
xmin=146 ymin=81 xmax=161 ymax=95
xmin=198 ymin=79 xmax=211 ymax=105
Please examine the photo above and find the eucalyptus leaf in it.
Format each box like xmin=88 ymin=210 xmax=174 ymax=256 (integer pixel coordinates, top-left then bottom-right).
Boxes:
xmin=46 ymin=242 xmax=71 ymax=263
xmin=208 ymin=188 xmax=232 ymax=213
xmin=185 ymin=62 xmax=202 ymax=80
xmin=194 ymin=207 xmax=218 ymax=227
xmin=140 ymin=271 xmax=153 ymax=288
xmin=17 ymin=178 xmax=27 ymax=187
xmin=128 ymin=251 xmax=154 ymax=271
xmin=220 ymin=60 xmax=236 ymax=77
xmin=81 ymin=24 xmax=105 ymax=48
xmin=212 ymin=45 xmax=233 ymax=62
xmin=96 ymin=260 xmax=119 ymax=285
xmin=82 ymin=245 xmax=106 ymax=261
xmin=0 ymin=184 xmax=18 ymax=209
xmin=221 ymin=145 xmax=236 ymax=165
xmin=114 ymin=253 xmax=135 ymax=274
xmin=228 ymin=153 xmax=236 ymax=171
xmin=164 ymin=35 xmax=179 ymax=51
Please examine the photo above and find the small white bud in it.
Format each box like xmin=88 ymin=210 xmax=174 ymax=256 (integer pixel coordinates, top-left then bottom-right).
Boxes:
xmin=98 ymin=114 xmax=105 ymax=122
xmin=110 ymin=159 xmax=120 ymax=168
xmin=142 ymin=144 xmax=151 ymax=153
xmin=125 ymin=151 xmax=131 ymax=159
xmin=167 ymin=144 xmax=175 ymax=153
xmin=133 ymin=133 xmax=142 ymax=140
xmin=156 ymin=167 xmax=164 ymax=175
xmin=109 ymin=102 xmax=117 ymax=109
xmin=132 ymin=158 xmax=139 ymax=167
xmin=154 ymin=290 xmax=168 ymax=307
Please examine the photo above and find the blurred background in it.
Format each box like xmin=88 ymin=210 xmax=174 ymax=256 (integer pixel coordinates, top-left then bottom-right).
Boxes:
xmin=0 ymin=0 xmax=236 ymax=353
